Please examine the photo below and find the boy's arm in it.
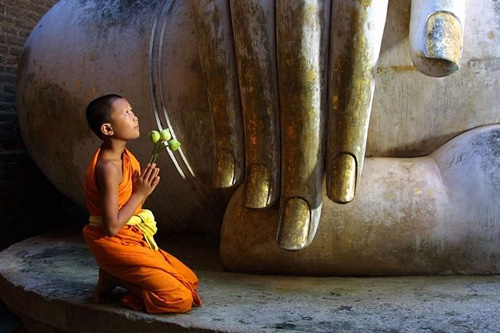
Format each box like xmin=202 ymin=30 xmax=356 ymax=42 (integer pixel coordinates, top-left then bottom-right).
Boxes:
xmin=97 ymin=161 xmax=160 ymax=236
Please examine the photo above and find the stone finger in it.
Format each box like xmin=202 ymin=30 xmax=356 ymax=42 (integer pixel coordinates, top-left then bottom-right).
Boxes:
xmin=326 ymin=0 xmax=389 ymax=204
xmin=230 ymin=0 xmax=280 ymax=209
xmin=275 ymin=0 xmax=330 ymax=251
xmin=191 ymin=0 xmax=245 ymax=188
xmin=409 ymin=0 xmax=467 ymax=77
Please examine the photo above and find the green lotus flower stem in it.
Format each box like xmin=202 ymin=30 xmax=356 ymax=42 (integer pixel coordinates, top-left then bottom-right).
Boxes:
xmin=149 ymin=143 xmax=160 ymax=164
xmin=149 ymin=141 xmax=164 ymax=163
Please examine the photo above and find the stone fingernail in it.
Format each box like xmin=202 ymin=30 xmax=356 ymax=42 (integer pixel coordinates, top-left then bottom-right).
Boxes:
xmin=244 ymin=164 xmax=272 ymax=209
xmin=328 ymin=153 xmax=357 ymax=204
xmin=277 ymin=197 xmax=311 ymax=251
xmin=214 ymin=150 xmax=236 ymax=188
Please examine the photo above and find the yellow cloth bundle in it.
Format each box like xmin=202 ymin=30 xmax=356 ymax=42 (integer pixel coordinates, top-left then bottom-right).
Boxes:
xmin=89 ymin=209 xmax=159 ymax=251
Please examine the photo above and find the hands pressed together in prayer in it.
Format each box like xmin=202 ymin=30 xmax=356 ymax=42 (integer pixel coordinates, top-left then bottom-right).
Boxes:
xmin=133 ymin=163 xmax=161 ymax=201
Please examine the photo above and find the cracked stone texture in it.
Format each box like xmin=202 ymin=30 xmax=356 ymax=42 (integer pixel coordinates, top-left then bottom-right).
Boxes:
xmin=1 ymin=228 xmax=500 ymax=332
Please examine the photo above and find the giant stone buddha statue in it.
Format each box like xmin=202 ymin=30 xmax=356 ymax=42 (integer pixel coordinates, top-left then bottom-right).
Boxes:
xmin=16 ymin=0 xmax=500 ymax=275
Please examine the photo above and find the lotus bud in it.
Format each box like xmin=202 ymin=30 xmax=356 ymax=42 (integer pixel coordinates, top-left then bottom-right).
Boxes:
xmin=168 ymin=139 xmax=181 ymax=151
xmin=160 ymin=128 xmax=172 ymax=141
xmin=149 ymin=130 xmax=160 ymax=143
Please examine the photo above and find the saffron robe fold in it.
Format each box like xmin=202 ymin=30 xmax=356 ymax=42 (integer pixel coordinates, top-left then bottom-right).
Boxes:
xmin=83 ymin=147 xmax=202 ymax=313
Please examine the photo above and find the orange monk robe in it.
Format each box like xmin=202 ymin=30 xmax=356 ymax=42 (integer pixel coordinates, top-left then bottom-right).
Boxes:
xmin=82 ymin=148 xmax=202 ymax=314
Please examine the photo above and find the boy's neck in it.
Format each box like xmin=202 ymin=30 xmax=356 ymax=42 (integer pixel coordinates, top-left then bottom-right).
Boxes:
xmin=100 ymin=139 xmax=127 ymax=159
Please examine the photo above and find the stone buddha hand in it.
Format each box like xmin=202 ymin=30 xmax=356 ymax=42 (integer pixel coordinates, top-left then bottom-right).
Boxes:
xmin=192 ymin=0 xmax=471 ymax=247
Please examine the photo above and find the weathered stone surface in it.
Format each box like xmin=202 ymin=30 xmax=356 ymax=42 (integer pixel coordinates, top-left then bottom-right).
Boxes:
xmin=222 ymin=125 xmax=500 ymax=275
xmin=14 ymin=0 xmax=500 ymax=274
xmin=1 ymin=229 xmax=500 ymax=332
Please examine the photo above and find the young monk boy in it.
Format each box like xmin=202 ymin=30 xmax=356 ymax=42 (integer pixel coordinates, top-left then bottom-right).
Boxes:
xmin=82 ymin=94 xmax=202 ymax=313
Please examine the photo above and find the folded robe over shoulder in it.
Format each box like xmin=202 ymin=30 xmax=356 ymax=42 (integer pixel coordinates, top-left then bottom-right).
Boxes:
xmin=83 ymin=147 xmax=202 ymax=314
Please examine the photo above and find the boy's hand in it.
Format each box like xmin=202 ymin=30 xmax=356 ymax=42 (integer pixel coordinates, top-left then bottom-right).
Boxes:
xmin=133 ymin=163 xmax=160 ymax=199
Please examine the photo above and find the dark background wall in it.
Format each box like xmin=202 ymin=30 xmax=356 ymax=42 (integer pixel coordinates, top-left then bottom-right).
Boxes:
xmin=0 ymin=0 xmax=85 ymax=252
xmin=0 ymin=1 xmax=86 ymax=326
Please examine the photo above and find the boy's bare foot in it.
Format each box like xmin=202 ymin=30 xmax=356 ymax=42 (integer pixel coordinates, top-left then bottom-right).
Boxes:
xmin=93 ymin=268 xmax=118 ymax=304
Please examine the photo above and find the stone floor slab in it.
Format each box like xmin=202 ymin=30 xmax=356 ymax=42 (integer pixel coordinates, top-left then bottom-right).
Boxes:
xmin=1 ymin=229 xmax=500 ymax=332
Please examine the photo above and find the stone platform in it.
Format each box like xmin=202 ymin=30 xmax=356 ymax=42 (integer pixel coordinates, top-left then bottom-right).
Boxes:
xmin=1 ymin=229 xmax=500 ymax=332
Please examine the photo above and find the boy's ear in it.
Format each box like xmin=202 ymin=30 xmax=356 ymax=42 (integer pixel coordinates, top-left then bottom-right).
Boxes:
xmin=101 ymin=123 xmax=114 ymax=137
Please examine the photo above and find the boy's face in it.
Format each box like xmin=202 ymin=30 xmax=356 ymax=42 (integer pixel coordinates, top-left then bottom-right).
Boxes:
xmin=104 ymin=98 xmax=140 ymax=140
